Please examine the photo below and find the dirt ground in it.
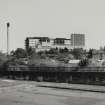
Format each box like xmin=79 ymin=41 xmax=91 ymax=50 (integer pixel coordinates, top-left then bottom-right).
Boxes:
xmin=0 ymin=79 xmax=105 ymax=105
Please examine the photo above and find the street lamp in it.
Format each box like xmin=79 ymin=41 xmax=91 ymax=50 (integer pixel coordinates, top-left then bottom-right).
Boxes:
xmin=7 ymin=22 xmax=10 ymax=56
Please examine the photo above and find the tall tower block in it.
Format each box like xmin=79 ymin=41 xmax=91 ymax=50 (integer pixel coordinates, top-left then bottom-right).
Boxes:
xmin=71 ymin=34 xmax=85 ymax=49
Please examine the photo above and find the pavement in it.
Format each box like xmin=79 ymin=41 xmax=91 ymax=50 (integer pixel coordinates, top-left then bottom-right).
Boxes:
xmin=0 ymin=79 xmax=105 ymax=105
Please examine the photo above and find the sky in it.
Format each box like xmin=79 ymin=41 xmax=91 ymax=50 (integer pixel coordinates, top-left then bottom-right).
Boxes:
xmin=0 ymin=0 xmax=105 ymax=52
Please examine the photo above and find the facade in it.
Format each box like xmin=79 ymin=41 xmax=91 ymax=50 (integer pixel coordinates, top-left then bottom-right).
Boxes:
xmin=71 ymin=34 xmax=85 ymax=49
xmin=25 ymin=37 xmax=51 ymax=52
xmin=53 ymin=38 xmax=71 ymax=49
xmin=25 ymin=34 xmax=85 ymax=52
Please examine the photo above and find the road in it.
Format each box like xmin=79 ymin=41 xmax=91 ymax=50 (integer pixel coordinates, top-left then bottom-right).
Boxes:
xmin=0 ymin=79 xmax=105 ymax=105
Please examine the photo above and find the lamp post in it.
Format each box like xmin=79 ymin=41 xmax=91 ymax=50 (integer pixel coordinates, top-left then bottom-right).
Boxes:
xmin=7 ymin=22 xmax=10 ymax=56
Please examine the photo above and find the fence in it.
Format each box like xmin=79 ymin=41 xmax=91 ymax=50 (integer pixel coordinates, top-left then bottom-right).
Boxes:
xmin=6 ymin=65 xmax=105 ymax=72
xmin=1 ymin=65 xmax=105 ymax=85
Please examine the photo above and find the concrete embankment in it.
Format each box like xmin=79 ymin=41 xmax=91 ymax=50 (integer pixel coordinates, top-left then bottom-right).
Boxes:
xmin=37 ymin=82 xmax=105 ymax=93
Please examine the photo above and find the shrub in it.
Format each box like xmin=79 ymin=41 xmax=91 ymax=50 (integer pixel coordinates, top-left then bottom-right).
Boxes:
xmin=79 ymin=59 xmax=89 ymax=66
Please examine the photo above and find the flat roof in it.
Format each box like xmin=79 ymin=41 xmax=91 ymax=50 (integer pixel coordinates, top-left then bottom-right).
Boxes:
xmin=27 ymin=37 xmax=50 ymax=39
xmin=54 ymin=38 xmax=70 ymax=40
xmin=26 ymin=37 xmax=70 ymax=40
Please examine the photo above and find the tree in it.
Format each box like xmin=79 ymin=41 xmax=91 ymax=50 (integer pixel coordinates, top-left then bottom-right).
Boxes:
xmin=27 ymin=47 xmax=35 ymax=57
xmin=71 ymin=48 xmax=84 ymax=59
xmin=11 ymin=48 xmax=27 ymax=58
xmin=47 ymin=48 xmax=58 ymax=54
xmin=0 ymin=52 xmax=8 ymax=67
xmin=59 ymin=48 xmax=69 ymax=53
xmin=78 ymin=59 xmax=89 ymax=66
xmin=87 ymin=49 xmax=93 ymax=59
xmin=59 ymin=48 xmax=64 ymax=53
xmin=63 ymin=47 xmax=69 ymax=53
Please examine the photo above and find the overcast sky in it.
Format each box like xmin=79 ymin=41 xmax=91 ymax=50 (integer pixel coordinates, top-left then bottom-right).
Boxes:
xmin=0 ymin=0 xmax=105 ymax=52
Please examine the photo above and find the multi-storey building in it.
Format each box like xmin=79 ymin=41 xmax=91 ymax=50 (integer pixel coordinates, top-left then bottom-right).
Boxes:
xmin=25 ymin=37 xmax=51 ymax=52
xmin=25 ymin=34 xmax=85 ymax=52
xmin=71 ymin=34 xmax=85 ymax=49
